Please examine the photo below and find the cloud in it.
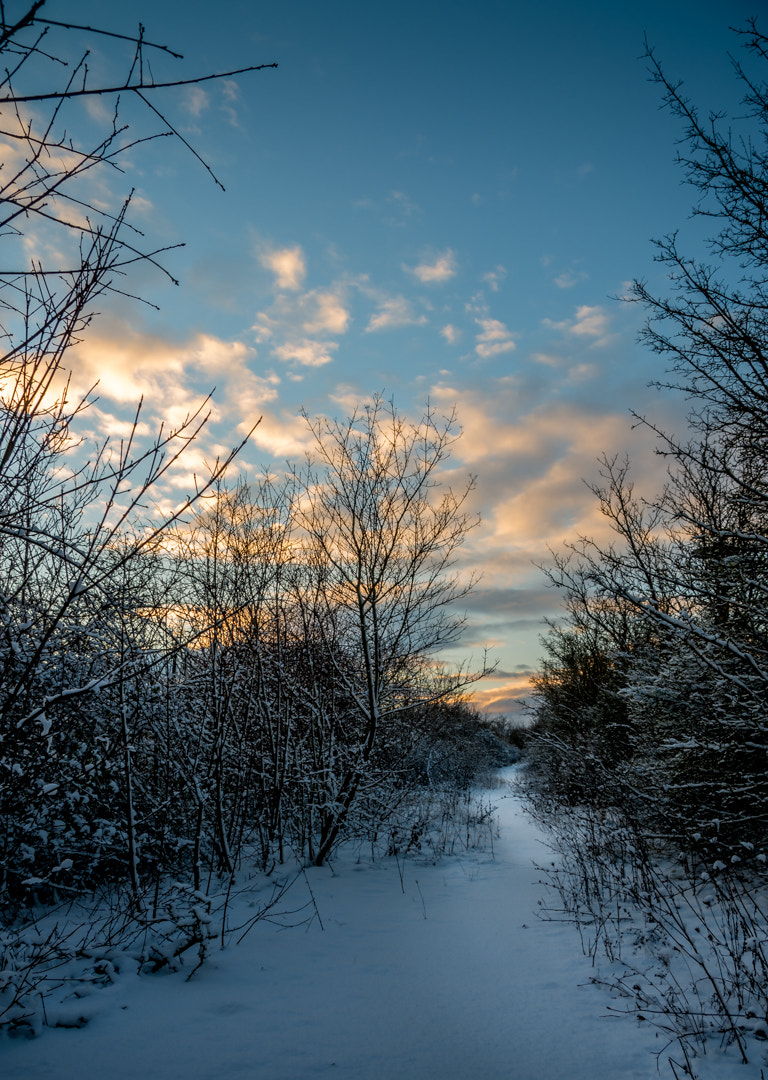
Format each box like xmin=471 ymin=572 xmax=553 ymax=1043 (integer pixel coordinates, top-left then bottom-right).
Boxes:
xmin=428 ymin=381 xmax=669 ymax=567
xmin=422 ymin=375 xmax=676 ymax=683
xmin=545 ymin=304 xmax=613 ymax=345
xmin=254 ymin=285 xmax=351 ymax=340
xmin=222 ymin=80 xmax=239 ymax=103
xmin=406 ymin=249 xmax=457 ymax=284
xmin=568 ymin=362 xmax=598 ymax=381
xmin=387 ymin=190 xmax=420 ymax=216
xmin=465 ymin=586 xmax=555 ymax=618
xmin=218 ymin=80 xmax=241 ymax=127
xmin=272 ymin=339 xmax=337 ymax=367
xmin=182 ymin=86 xmax=209 ymax=118
xmin=474 ymin=317 xmax=516 ymax=358
xmin=0 ymin=109 xmax=114 ymax=241
xmin=531 ymin=351 xmax=563 ymax=368
xmin=303 ymin=291 xmax=350 ymax=335
xmin=246 ymin=410 xmax=316 ymax=460
xmin=470 ymin=674 xmax=531 ymax=716
xmin=366 ymin=296 xmax=428 ymax=333
xmin=252 ymin=279 xmax=351 ymax=372
xmin=553 ymin=268 xmax=587 ymax=289
xmin=86 ymin=407 xmax=153 ymax=441
xmin=84 ymin=95 xmax=115 ymax=125
xmin=482 ymin=265 xmax=507 ymax=292
xmin=69 ymin=326 xmax=278 ymax=427
xmin=441 ymin=324 xmax=461 ymax=344
xmin=259 ymin=245 xmax=307 ymax=291
xmin=570 ymin=305 xmax=609 ymax=337
xmin=361 ymin=190 xmax=424 ymax=227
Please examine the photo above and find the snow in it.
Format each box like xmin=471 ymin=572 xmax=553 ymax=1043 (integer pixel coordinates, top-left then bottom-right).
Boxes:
xmin=2 ymin=769 xmax=762 ymax=1079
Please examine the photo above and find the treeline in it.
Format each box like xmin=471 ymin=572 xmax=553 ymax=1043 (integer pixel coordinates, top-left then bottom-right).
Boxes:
xmin=524 ymin=23 xmax=768 ymax=1066
xmin=1 ymin=392 xmax=504 ymax=913
xmin=0 ymin=7 xmax=502 ymax=928
xmin=527 ymin=21 xmax=768 ymax=863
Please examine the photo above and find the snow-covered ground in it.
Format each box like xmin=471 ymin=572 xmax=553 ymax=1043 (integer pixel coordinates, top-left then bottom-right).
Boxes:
xmin=2 ymin=769 xmax=763 ymax=1079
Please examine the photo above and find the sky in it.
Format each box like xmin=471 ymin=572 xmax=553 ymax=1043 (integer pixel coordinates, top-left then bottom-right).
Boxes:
xmin=16 ymin=0 xmax=759 ymax=715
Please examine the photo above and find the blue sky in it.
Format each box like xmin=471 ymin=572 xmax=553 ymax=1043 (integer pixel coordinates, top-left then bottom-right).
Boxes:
xmin=34 ymin=0 xmax=757 ymax=713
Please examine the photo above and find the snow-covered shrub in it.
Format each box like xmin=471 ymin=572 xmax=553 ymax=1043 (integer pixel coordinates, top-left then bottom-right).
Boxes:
xmin=526 ymin=792 xmax=768 ymax=1072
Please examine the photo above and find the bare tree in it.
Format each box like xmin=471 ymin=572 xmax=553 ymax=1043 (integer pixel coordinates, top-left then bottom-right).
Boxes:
xmin=295 ymin=396 xmax=490 ymax=864
xmin=0 ymin=3 xmax=273 ymax=906
xmin=525 ymin=26 xmax=768 ymax=1067
xmin=531 ymin=20 xmax=768 ymax=846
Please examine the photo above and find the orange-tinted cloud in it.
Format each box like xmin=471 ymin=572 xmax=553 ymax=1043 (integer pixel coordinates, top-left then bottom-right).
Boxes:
xmin=406 ymin=249 xmax=457 ymax=284
xmin=259 ymin=244 xmax=307 ymax=291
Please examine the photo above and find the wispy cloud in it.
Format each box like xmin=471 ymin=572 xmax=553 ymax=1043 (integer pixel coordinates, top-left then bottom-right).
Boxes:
xmin=381 ymin=189 xmax=423 ymax=227
xmin=272 ymin=339 xmax=337 ymax=367
xmin=366 ymin=296 xmax=428 ymax=332
xmin=252 ymin=267 xmax=351 ymax=370
xmin=254 ymin=286 xmax=350 ymax=339
xmin=218 ymin=79 xmax=241 ymax=127
xmin=553 ymin=267 xmax=587 ymax=289
xmin=182 ymin=86 xmax=209 ymax=118
xmin=387 ymin=190 xmax=420 ymax=216
xmin=568 ymin=362 xmax=598 ymax=381
xmin=482 ymin=265 xmax=507 ymax=292
xmin=441 ymin=323 xmax=461 ymax=344
xmin=406 ymin=249 xmax=457 ymax=284
xmin=544 ymin=304 xmax=612 ymax=345
xmin=470 ymin=672 xmax=532 ymax=716
xmin=474 ymin=317 xmax=515 ymax=358
xmin=531 ymin=351 xmax=563 ymax=368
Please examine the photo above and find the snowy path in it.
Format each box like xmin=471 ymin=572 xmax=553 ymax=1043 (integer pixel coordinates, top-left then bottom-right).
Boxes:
xmin=3 ymin=773 xmax=668 ymax=1079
